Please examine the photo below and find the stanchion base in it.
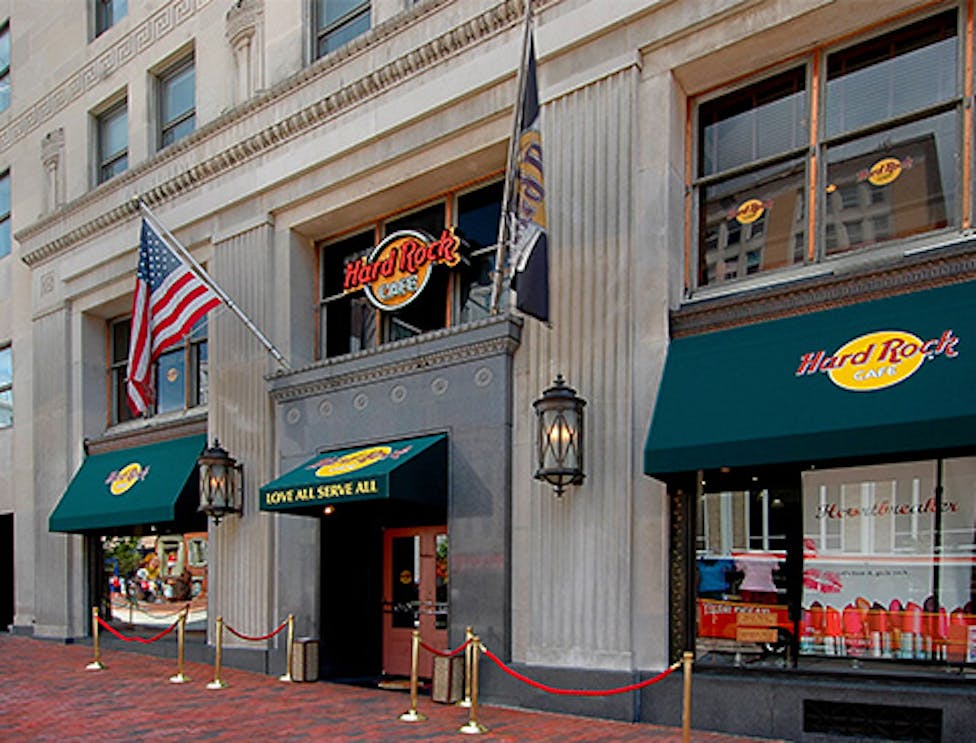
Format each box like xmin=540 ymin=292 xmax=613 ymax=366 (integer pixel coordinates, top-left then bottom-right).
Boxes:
xmin=206 ymin=679 xmax=229 ymax=690
xmin=456 ymin=698 xmax=472 ymax=708
xmin=458 ymin=721 xmax=488 ymax=735
xmin=169 ymin=673 xmax=190 ymax=684
xmin=85 ymin=661 xmax=106 ymax=671
xmin=398 ymin=710 xmax=428 ymax=723
xmin=278 ymin=674 xmax=293 ymax=683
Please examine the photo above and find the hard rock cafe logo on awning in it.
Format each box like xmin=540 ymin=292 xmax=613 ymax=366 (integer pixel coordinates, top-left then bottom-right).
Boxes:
xmin=342 ymin=228 xmax=461 ymax=311
xmin=795 ymin=329 xmax=959 ymax=391
xmin=309 ymin=444 xmax=414 ymax=478
xmin=105 ymin=462 xmax=151 ymax=496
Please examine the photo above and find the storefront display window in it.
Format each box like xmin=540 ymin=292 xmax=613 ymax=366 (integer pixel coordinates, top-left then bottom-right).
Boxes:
xmin=693 ymin=9 xmax=961 ymax=289
xmin=102 ymin=532 xmax=207 ymax=630
xmin=317 ymin=179 xmax=502 ymax=360
xmin=801 ymin=460 xmax=975 ymax=664
xmin=692 ymin=457 xmax=976 ymax=669
xmin=694 ymin=485 xmax=798 ymax=666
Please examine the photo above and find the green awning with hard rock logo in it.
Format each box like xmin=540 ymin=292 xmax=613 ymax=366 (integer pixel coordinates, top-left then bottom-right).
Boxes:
xmin=49 ymin=434 xmax=206 ymax=534
xmin=260 ymin=434 xmax=447 ymax=512
xmin=644 ymin=281 xmax=976 ymax=477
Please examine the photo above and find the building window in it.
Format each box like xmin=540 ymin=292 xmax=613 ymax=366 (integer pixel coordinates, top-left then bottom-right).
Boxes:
xmin=318 ymin=179 xmax=502 ymax=359
xmin=0 ymin=23 xmax=9 ymax=113
xmin=0 ymin=171 xmax=10 ymax=260
xmin=315 ymin=0 xmax=370 ymax=58
xmin=158 ymin=56 xmax=195 ymax=149
xmin=694 ymin=9 xmax=961 ymax=289
xmin=96 ymin=99 xmax=127 ymax=184
xmin=0 ymin=344 xmax=11 ymax=427
xmin=94 ymin=0 xmax=127 ymax=38
xmin=690 ymin=456 xmax=976 ymax=670
xmin=109 ymin=317 xmax=208 ymax=424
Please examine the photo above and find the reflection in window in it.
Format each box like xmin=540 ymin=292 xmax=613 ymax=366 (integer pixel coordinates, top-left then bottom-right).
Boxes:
xmin=695 ymin=488 xmax=795 ymax=667
xmin=0 ymin=171 xmax=9 ymax=260
xmin=109 ymin=316 xmax=209 ymax=424
xmin=316 ymin=0 xmax=370 ymax=58
xmin=391 ymin=536 xmax=419 ymax=629
xmin=159 ymin=56 xmax=195 ymax=149
xmin=0 ymin=344 xmax=11 ymax=427
xmin=94 ymin=0 xmax=127 ymax=38
xmin=823 ymin=115 xmax=955 ymax=256
xmin=0 ymin=24 xmax=9 ymax=113
xmin=699 ymin=159 xmax=805 ymax=286
xmin=97 ymin=99 xmax=128 ymax=183
xmin=694 ymin=9 xmax=962 ymax=289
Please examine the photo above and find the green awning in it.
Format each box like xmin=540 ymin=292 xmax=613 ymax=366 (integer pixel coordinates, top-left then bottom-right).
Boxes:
xmin=644 ymin=281 xmax=976 ymax=477
xmin=260 ymin=434 xmax=447 ymax=512
xmin=49 ymin=434 xmax=206 ymax=533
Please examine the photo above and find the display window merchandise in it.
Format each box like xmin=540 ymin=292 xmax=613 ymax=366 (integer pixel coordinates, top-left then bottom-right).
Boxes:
xmin=693 ymin=457 xmax=976 ymax=669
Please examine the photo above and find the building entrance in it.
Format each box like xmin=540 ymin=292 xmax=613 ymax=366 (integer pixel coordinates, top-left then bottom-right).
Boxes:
xmin=382 ymin=525 xmax=448 ymax=678
xmin=1 ymin=514 xmax=12 ymax=631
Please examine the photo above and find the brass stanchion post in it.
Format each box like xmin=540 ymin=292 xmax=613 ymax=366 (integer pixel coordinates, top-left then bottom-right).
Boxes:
xmin=457 ymin=625 xmax=473 ymax=708
xmin=279 ymin=614 xmax=295 ymax=682
xmin=398 ymin=629 xmax=428 ymax=722
xmin=681 ymin=651 xmax=694 ymax=743
xmin=458 ymin=636 xmax=488 ymax=735
xmin=169 ymin=610 xmax=190 ymax=683
xmin=207 ymin=616 xmax=229 ymax=689
xmin=86 ymin=606 xmax=106 ymax=670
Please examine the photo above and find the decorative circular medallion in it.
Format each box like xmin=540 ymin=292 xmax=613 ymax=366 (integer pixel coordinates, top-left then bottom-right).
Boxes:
xmin=474 ymin=367 xmax=493 ymax=388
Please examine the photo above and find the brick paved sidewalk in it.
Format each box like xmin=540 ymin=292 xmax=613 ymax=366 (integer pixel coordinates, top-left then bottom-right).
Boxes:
xmin=0 ymin=635 xmax=783 ymax=742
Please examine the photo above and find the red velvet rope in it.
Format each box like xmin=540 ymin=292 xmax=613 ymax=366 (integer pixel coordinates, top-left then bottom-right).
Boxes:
xmin=97 ymin=616 xmax=179 ymax=644
xmin=480 ymin=645 xmax=680 ymax=696
xmin=419 ymin=637 xmax=472 ymax=658
xmin=224 ymin=618 xmax=289 ymax=642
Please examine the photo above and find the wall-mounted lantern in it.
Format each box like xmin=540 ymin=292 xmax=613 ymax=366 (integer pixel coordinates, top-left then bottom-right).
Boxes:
xmin=533 ymin=374 xmax=585 ymax=496
xmin=198 ymin=439 xmax=243 ymax=525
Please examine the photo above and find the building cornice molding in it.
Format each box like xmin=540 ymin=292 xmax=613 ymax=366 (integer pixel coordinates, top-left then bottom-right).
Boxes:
xmin=269 ymin=316 xmax=522 ymax=403
xmin=85 ymin=412 xmax=208 ymax=455
xmin=19 ymin=0 xmax=526 ymax=268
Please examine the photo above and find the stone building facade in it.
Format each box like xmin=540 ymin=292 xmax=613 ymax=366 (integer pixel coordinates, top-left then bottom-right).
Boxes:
xmin=0 ymin=1 xmax=973 ymax=739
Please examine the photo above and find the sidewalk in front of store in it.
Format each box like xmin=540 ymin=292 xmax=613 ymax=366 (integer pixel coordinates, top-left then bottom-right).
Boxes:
xmin=0 ymin=634 xmax=786 ymax=742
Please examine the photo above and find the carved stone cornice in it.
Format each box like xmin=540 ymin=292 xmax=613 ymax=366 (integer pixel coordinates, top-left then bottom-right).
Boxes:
xmin=20 ymin=0 xmax=527 ymax=268
xmin=671 ymin=238 xmax=976 ymax=338
xmin=85 ymin=412 xmax=208 ymax=455
xmin=268 ymin=316 xmax=522 ymax=403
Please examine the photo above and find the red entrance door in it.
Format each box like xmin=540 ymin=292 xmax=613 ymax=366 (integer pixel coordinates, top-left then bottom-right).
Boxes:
xmin=382 ymin=526 xmax=448 ymax=678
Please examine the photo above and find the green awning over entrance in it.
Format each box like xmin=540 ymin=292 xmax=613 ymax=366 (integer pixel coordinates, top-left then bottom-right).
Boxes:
xmin=260 ymin=434 xmax=447 ymax=512
xmin=49 ymin=434 xmax=206 ymax=533
xmin=644 ymin=281 xmax=976 ymax=477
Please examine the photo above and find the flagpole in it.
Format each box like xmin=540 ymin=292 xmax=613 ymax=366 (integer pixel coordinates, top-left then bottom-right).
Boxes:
xmin=138 ymin=200 xmax=292 ymax=371
xmin=489 ymin=0 xmax=535 ymax=315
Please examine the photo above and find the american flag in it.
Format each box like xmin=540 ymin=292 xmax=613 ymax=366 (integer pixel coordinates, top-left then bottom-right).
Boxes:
xmin=126 ymin=219 xmax=221 ymax=416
